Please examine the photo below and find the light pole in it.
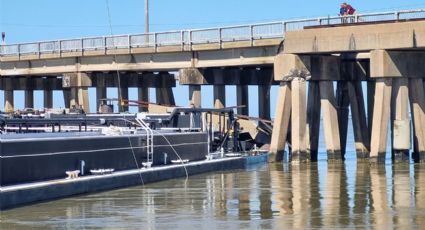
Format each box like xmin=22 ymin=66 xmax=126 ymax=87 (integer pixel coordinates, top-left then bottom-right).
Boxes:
xmin=145 ymin=0 xmax=149 ymax=34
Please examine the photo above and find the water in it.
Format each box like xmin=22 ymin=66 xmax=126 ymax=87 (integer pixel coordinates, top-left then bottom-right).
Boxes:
xmin=1 ymin=155 xmax=425 ymax=229
xmin=2 ymin=120 xmax=424 ymax=229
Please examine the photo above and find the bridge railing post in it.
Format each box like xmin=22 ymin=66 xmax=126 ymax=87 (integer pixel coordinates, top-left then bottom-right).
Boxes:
xmin=250 ymin=25 xmax=254 ymax=46
xmin=154 ymin=32 xmax=158 ymax=52
xmin=180 ymin=30 xmax=185 ymax=51
xmin=189 ymin=30 xmax=193 ymax=51
xmin=219 ymin=28 xmax=223 ymax=49
xmin=38 ymin=42 xmax=41 ymax=58
xmin=128 ymin=35 xmax=131 ymax=50
xmin=103 ymin=37 xmax=107 ymax=54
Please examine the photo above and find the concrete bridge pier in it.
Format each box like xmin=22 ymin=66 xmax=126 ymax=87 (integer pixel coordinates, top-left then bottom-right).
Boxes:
xmin=271 ymin=54 xmax=349 ymax=163
xmin=369 ymin=50 xmax=425 ymax=163
xmin=118 ymin=84 xmax=129 ymax=112
xmin=138 ymin=87 xmax=149 ymax=112
xmin=44 ymin=90 xmax=53 ymax=109
xmin=43 ymin=77 xmax=56 ymax=109
xmin=410 ymin=78 xmax=425 ymax=162
xmin=179 ymin=68 xmax=204 ymax=108
xmin=95 ymin=75 xmax=107 ymax=112
xmin=214 ymin=85 xmax=226 ymax=109
xmin=3 ymin=78 xmax=14 ymax=113
xmin=236 ymin=85 xmax=249 ymax=116
xmin=391 ymin=78 xmax=410 ymax=162
xmin=62 ymin=72 xmax=91 ymax=113
xmin=258 ymin=84 xmax=271 ymax=120
xmin=291 ymin=77 xmax=308 ymax=162
xmin=23 ymin=77 xmax=35 ymax=109
xmin=307 ymin=81 xmax=321 ymax=161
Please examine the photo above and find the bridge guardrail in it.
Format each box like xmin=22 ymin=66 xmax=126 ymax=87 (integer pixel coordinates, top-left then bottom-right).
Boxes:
xmin=1 ymin=8 xmax=424 ymax=57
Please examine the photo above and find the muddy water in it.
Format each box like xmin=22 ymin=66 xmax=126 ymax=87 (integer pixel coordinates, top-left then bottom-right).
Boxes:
xmin=2 ymin=154 xmax=425 ymax=229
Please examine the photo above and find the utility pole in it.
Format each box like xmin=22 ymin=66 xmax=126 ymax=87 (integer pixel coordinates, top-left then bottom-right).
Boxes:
xmin=145 ymin=0 xmax=149 ymax=33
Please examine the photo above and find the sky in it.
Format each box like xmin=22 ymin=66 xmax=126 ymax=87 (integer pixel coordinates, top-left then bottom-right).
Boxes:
xmin=1 ymin=0 xmax=425 ymax=115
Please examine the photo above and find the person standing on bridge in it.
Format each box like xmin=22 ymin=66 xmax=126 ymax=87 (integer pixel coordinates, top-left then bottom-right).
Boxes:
xmin=340 ymin=3 xmax=356 ymax=23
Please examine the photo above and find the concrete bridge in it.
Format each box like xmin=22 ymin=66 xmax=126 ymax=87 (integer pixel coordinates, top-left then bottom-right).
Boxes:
xmin=1 ymin=9 xmax=425 ymax=163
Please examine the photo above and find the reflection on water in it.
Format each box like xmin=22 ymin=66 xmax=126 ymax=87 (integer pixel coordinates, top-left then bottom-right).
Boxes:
xmin=2 ymin=157 xmax=425 ymax=229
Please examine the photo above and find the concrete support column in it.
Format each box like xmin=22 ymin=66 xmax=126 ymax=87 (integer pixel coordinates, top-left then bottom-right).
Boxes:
xmin=156 ymin=88 xmax=175 ymax=106
xmin=4 ymin=90 xmax=14 ymax=113
xmin=213 ymin=85 xmax=226 ymax=109
xmin=189 ymin=85 xmax=201 ymax=108
xmin=78 ymin=87 xmax=90 ymax=113
xmin=307 ymin=81 xmax=321 ymax=161
xmin=258 ymin=85 xmax=271 ymax=119
xmin=138 ymin=87 xmax=149 ymax=112
xmin=367 ymin=81 xmax=376 ymax=139
xmin=409 ymin=78 xmax=425 ymax=162
xmin=165 ymin=88 xmax=175 ymax=105
xmin=236 ymin=85 xmax=249 ymax=115
xmin=63 ymin=89 xmax=71 ymax=109
xmin=270 ymin=82 xmax=291 ymax=161
xmin=347 ymin=81 xmax=370 ymax=159
xmin=291 ymin=78 xmax=308 ymax=162
xmin=24 ymin=89 xmax=34 ymax=109
xmin=62 ymin=72 xmax=92 ymax=112
xmin=44 ymin=90 xmax=53 ymax=109
xmin=336 ymin=81 xmax=350 ymax=159
xmin=370 ymin=79 xmax=392 ymax=163
xmin=70 ymin=88 xmax=78 ymax=108
xmin=96 ymin=77 xmax=107 ymax=112
xmin=118 ymin=86 xmax=129 ymax=112
xmin=319 ymin=81 xmax=342 ymax=161
xmin=391 ymin=78 xmax=410 ymax=162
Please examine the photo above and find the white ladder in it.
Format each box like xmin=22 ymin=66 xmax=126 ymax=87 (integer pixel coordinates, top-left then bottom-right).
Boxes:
xmin=136 ymin=118 xmax=154 ymax=168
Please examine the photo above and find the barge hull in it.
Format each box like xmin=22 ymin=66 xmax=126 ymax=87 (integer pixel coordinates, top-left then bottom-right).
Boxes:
xmin=0 ymin=155 xmax=268 ymax=210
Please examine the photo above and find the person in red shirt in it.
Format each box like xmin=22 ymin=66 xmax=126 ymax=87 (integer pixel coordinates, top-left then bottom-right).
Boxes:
xmin=344 ymin=3 xmax=356 ymax=15
xmin=340 ymin=3 xmax=356 ymax=23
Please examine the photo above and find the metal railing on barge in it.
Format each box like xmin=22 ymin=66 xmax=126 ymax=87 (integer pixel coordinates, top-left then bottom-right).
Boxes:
xmin=1 ymin=9 xmax=424 ymax=57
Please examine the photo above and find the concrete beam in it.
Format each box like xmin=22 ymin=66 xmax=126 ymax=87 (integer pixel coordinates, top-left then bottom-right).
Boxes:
xmin=370 ymin=50 xmax=425 ymax=78
xmin=270 ymin=82 xmax=291 ymax=161
xmin=274 ymin=53 xmax=310 ymax=81
xmin=284 ymin=20 xmax=425 ymax=53
xmin=1 ymin=45 xmax=277 ymax=76
xmin=370 ymin=79 xmax=392 ymax=163
xmin=274 ymin=54 xmax=342 ymax=81
xmin=179 ymin=68 xmax=208 ymax=85
xmin=62 ymin=72 xmax=92 ymax=88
